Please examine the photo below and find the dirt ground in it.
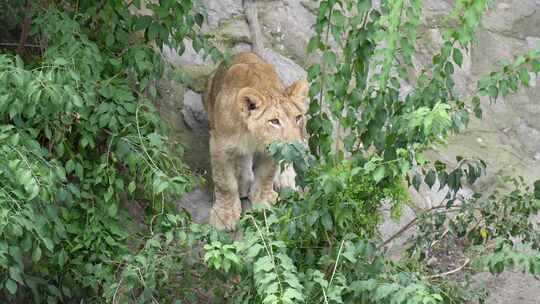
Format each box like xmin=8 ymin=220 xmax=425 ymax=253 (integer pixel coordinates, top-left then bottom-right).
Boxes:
xmin=484 ymin=271 xmax=540 ymax=304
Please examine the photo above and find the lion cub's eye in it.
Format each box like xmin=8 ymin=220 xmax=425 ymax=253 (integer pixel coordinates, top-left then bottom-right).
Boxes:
xmin=269 ymin=118 xmax=281 ymax=126
xmin=295 ymin=115 xmax=302 ymax=124
xmin=248 ymin=101 xmax=257 ymax=111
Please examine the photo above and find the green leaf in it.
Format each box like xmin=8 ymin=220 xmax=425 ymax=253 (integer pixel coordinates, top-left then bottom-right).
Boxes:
xmin=72 ymin=94 xmax=83 ymax=107
xmin=41 ymin=237 xmax=54 ymax=252
xmin=32 ymin=245 xmax=42 ymax=263
xmin=323 ymin=178 xmax=338 ymax=194
xmin=375 ymin=283 xmax=398 ymax=300
xmin=153 ymin=179 xmax=169 ymax=194
xmin=247 ymin=243 xmax=264 ymax=258
xmin=254 ymin=255 xmax=273 ymax=272
xmin=534 ymin=180 xmax=540 ymax=199
xmin=54 ymin=58 xmax=68 ymax=65
xmin=308 ymin=64 xmax=321 ymax=80
xmin=448 ymin=170 xmax=461 ymax=191
xmin=333 ymin=10 xmax=345 ymax=27
xmin=223 ymin=251 xmax=240 ymax=265
xmin=307 ymin=36 xmax=320 ymax=53
xmin=5 ymin=279 xmax=17 ymax=295
xmin=195 ymin=13 xmax=204 ymax=27
xmin=531 ymin=58 xmax=540 ymax=73
xmin=452 ymin=48 xmax=463 ymax=67
xmin=323 ymin=51 xmax=337 ymax=68
xmin=108 ymin=202 xmax=118 ymax=217
xmin=398 ymin=160 xmax=410 ymax=174
xmin=58 ymin=249 xmax=67 ymax=267
xmin=412 ymin=174 xmax=422 ymax=191
xmin=18 ymin=170 xmax=32 ymax=186
xmin=322 ymin=213 xmax=333 ymax=231
xmin=106 ymin=33 xmax=115 ymax=46
xmin=98 ymin=112 xmax=111 ymax=128
xmin=12 ymin=224 xmax=23 ymax=237
xmin=135 ymin=49 xmax=146 ymax=63
xmin=488 ymin=85 xmax=498 ymax=99
xmin=9 ymin=267 xmax=23 ymax=284
xmin=474 ymin=106 xmax=482 ymax=119
xmin=9 ymin=133 xmax=20 ymax=145
xmin=147 ymin=22 xmax=160 ymax=41
xmin=65 ymin=159 xmax=75 ymax=174
xmin=148 ymin=132 xmax=163 ymax=147
xmin=514 ymin=55 xmax=527 ymax=66
xmin=283 ymin=288 xmax=304 ymax=301
xmin=373 ymin=166 xmax=386 ymax=183
xmin=518 ymin=69 xmax=530 ymax=86
xmin=135 ymin=16 xmax=153 ymax=30
xmin=425 ymin=170 xmax=436 ymax=188
xmin=128 ymin=181 xmax=136 ymax=194
xmin=416 ymin=153 xmax=427 ymax=165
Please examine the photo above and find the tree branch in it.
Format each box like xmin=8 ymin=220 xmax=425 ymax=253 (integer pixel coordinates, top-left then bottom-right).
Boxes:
xmin=244 ymin=0 xmax=265 ymax=56
xmin=16 ymin=0 xmax=33 ymax=57
xmin=0 ymin=42 xmax=42 ymax=48
xmin=427 ymin=258 xmax=470 ymax=279
xmin=380 ymin=204 xmax=461 ymax=248
xmin=380 ymin=217 xmax=417 ymax=248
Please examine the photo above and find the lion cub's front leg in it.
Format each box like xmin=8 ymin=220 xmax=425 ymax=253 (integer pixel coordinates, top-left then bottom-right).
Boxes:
xmin=236 ymin=154 xmax=254 ymax=199
xmin=208 ymin=138 xmax=242 ymax=231
xmin=249 ymin=153 xmax=278 ymax=207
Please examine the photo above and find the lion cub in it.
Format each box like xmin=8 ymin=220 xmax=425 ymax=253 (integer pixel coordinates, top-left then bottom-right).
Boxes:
xmin=202 ymin=52 xmax=308 ymax=230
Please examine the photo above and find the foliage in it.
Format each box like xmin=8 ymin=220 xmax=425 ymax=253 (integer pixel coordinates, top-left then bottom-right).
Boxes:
xmin=0 ymin=1 xmax=226 ymax=302
xmin=1 ymin=0 xmax=540 ymax=303
xmin=269 ymin=142 xmax=409 ymax=240
xmin=103 ymin=214 xmax=234 ymax=303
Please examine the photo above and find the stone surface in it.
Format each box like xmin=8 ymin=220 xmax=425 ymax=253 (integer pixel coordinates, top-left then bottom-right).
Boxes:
xmin=213 ymin=17 xmax=252 ymax=44
xmin=422 ymin=0 xmax=452 ymax=22
xmin=202 ymin=0 xmax=244 ymax=27
xmin=378 ymin=202 xmax=417 ymax=261
xmin=182 ymin=90 xmax=209 ymax=132
xmin=157 ymin=78 xmax=211 ymax=176
xmin=483 ymin=0 xmax=540 ymax=39
xmin=260 ymin=48 xmax=308 ymax=85
xmin=178 ymin=186 xmax=213 ymax=223
xmin=162 ymin=40 xmax=215 ymax=92
xmin=258 ymin=0 xmax=317 ymax=67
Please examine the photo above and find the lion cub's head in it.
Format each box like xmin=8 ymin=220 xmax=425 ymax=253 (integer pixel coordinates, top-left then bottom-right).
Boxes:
xmin=237 ymin=80 xmax=309 ymax=147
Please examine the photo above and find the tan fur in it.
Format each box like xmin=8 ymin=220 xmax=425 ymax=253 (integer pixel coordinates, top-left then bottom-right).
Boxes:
xmin=203 ymin=52 xmax=308 ymax=230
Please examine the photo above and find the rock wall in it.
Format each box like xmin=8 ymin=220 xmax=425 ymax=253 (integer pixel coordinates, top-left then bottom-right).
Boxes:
xmin=431 ymin=0 xmax=540 ymax=192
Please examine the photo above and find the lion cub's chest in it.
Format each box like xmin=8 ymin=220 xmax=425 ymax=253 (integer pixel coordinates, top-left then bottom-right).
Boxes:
xmin=234 ymin=131 xmax=263 ymax=155
xmin=211 ymin=130 xmax=263 ymax=156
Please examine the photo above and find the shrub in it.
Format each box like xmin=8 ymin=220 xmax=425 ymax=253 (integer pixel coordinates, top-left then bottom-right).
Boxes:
xmin=1 ymin=0 xmax=539 ymax=303
xmin=0 ymin=1 xmax=223 ymax=302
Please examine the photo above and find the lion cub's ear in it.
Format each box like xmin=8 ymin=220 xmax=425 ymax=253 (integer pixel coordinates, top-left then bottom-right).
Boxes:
xmin=286 ymin=80 xmax=309 ymax=112
xmin=237 ymin=87 xmax=266 ymax=117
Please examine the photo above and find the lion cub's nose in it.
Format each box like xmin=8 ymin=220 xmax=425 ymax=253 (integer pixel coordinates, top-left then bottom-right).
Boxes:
xmin=282 ymin=125 xmax=302 ymax=143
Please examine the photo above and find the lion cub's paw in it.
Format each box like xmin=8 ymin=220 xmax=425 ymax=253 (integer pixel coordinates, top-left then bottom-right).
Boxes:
xmin=249 ymin=189 xmax=278 ymax=208
xmin=274 ymin=165 xmax=297 ymax=190
xmin=209 ymin=204 xmax=241 ymax=231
